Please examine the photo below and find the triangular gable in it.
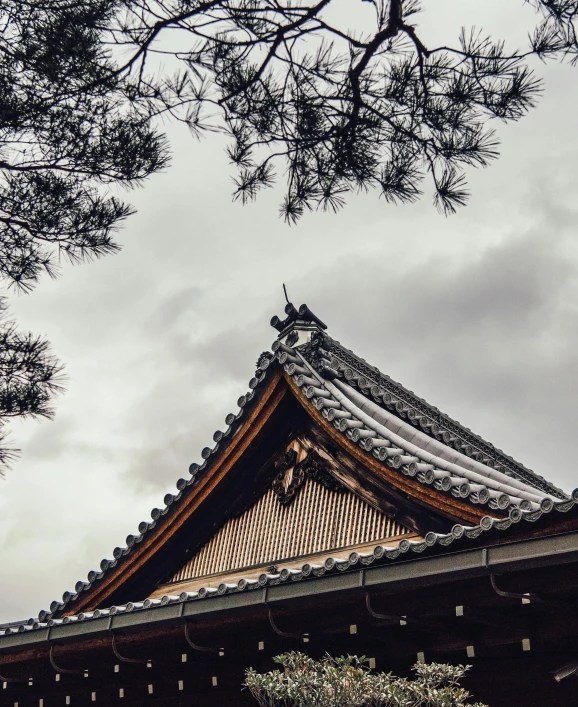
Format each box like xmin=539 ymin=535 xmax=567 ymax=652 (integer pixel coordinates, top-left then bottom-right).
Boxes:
xmin=153 ymin=441 xmax=414 ymax=596
xmin=59 ymin=366 xmax=489 ymax=617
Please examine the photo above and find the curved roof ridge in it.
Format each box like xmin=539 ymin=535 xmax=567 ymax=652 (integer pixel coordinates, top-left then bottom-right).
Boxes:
xmin=332 ymin=378 xmax=552 ymax=502
xmin=30 ymin=358 xmax=282 ymax=623
xmin=291 ymin=352 xmax=547 ymax=511
xmin=302 ymin=332 xmax=567 ymax=499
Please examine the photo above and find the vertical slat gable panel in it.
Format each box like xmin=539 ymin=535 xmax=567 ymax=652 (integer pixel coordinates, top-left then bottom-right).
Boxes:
xmin=171 ymin=480 xmax=413 ymax=584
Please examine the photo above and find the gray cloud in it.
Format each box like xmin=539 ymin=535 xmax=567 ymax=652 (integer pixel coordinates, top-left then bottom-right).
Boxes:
xmin=2 ymin=3 xmax=578 ymax=622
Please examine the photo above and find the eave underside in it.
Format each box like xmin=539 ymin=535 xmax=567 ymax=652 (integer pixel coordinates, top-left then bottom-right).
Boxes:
xmin=4 ymin=530 xmax=578 ymax=707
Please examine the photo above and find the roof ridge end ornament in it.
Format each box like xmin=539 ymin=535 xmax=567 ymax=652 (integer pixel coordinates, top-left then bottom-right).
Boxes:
xmin=270 ymin=296 xmax=327 ymax=347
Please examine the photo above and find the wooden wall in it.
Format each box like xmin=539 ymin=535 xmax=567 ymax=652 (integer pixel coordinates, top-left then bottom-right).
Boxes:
xmin=169 ymin=479 xmax=411 ymax=585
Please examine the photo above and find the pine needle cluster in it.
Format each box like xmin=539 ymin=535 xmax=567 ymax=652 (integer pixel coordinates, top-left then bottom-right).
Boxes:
xmin=0 ymin=0 xmax=577 ymax=471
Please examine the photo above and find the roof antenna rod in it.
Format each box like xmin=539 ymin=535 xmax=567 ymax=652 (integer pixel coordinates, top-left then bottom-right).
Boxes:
xmin=283 ymin=283 xmax=290 ymax=305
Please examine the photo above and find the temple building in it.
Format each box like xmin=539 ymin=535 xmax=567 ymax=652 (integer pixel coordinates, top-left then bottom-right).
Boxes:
xmin=2 ymin=303 xmax=578 ymax=706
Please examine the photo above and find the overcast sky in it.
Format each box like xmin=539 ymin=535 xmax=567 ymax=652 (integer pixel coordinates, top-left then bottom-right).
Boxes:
xmin=1 ymin=1 xmax=578 ymax=623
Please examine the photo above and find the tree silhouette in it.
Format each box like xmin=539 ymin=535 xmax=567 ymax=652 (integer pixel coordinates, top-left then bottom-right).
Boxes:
xmin=95 ymin=0 xmax=577 ymax=219
xmin=0 ymin=0 xmax=577 ymax=470
xmin=0 ymin=302 xmax=64 ymax=472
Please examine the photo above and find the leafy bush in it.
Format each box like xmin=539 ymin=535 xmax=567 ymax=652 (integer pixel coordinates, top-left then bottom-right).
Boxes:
xmin=245 ymin=652 xmax=488 ymax=707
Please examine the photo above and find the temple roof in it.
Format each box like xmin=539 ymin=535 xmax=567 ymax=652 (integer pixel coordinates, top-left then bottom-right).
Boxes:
xmin=1 ymin=301 xmax=572 ymax=634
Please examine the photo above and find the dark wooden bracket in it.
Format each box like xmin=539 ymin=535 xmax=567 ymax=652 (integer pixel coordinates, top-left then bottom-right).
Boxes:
xmin=111 ymin=633 xmax=150 ymax=665
xmin=365 ymin=593 xmax=444 ymax=633
xmin=49 ymin=644 xmax=85 ymax=674
xmin=267 ymin=606 xmax=304 ymax=639
xmin=184 ymin=622 xmax=222 ymax=655
xmin=365 ymin=593 xmax=399 ymax=625
xmin=0 ymin=666 xmax=26 ymax=683
xmin=490 ymin=574 xmax=533 ymax=601
xmin=490 ymin=574 xmax=572 ymax=612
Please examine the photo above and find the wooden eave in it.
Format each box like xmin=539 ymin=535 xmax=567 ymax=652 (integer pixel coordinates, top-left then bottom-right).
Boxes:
xmin=7 ymin=528 xmax=578 ymax=707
